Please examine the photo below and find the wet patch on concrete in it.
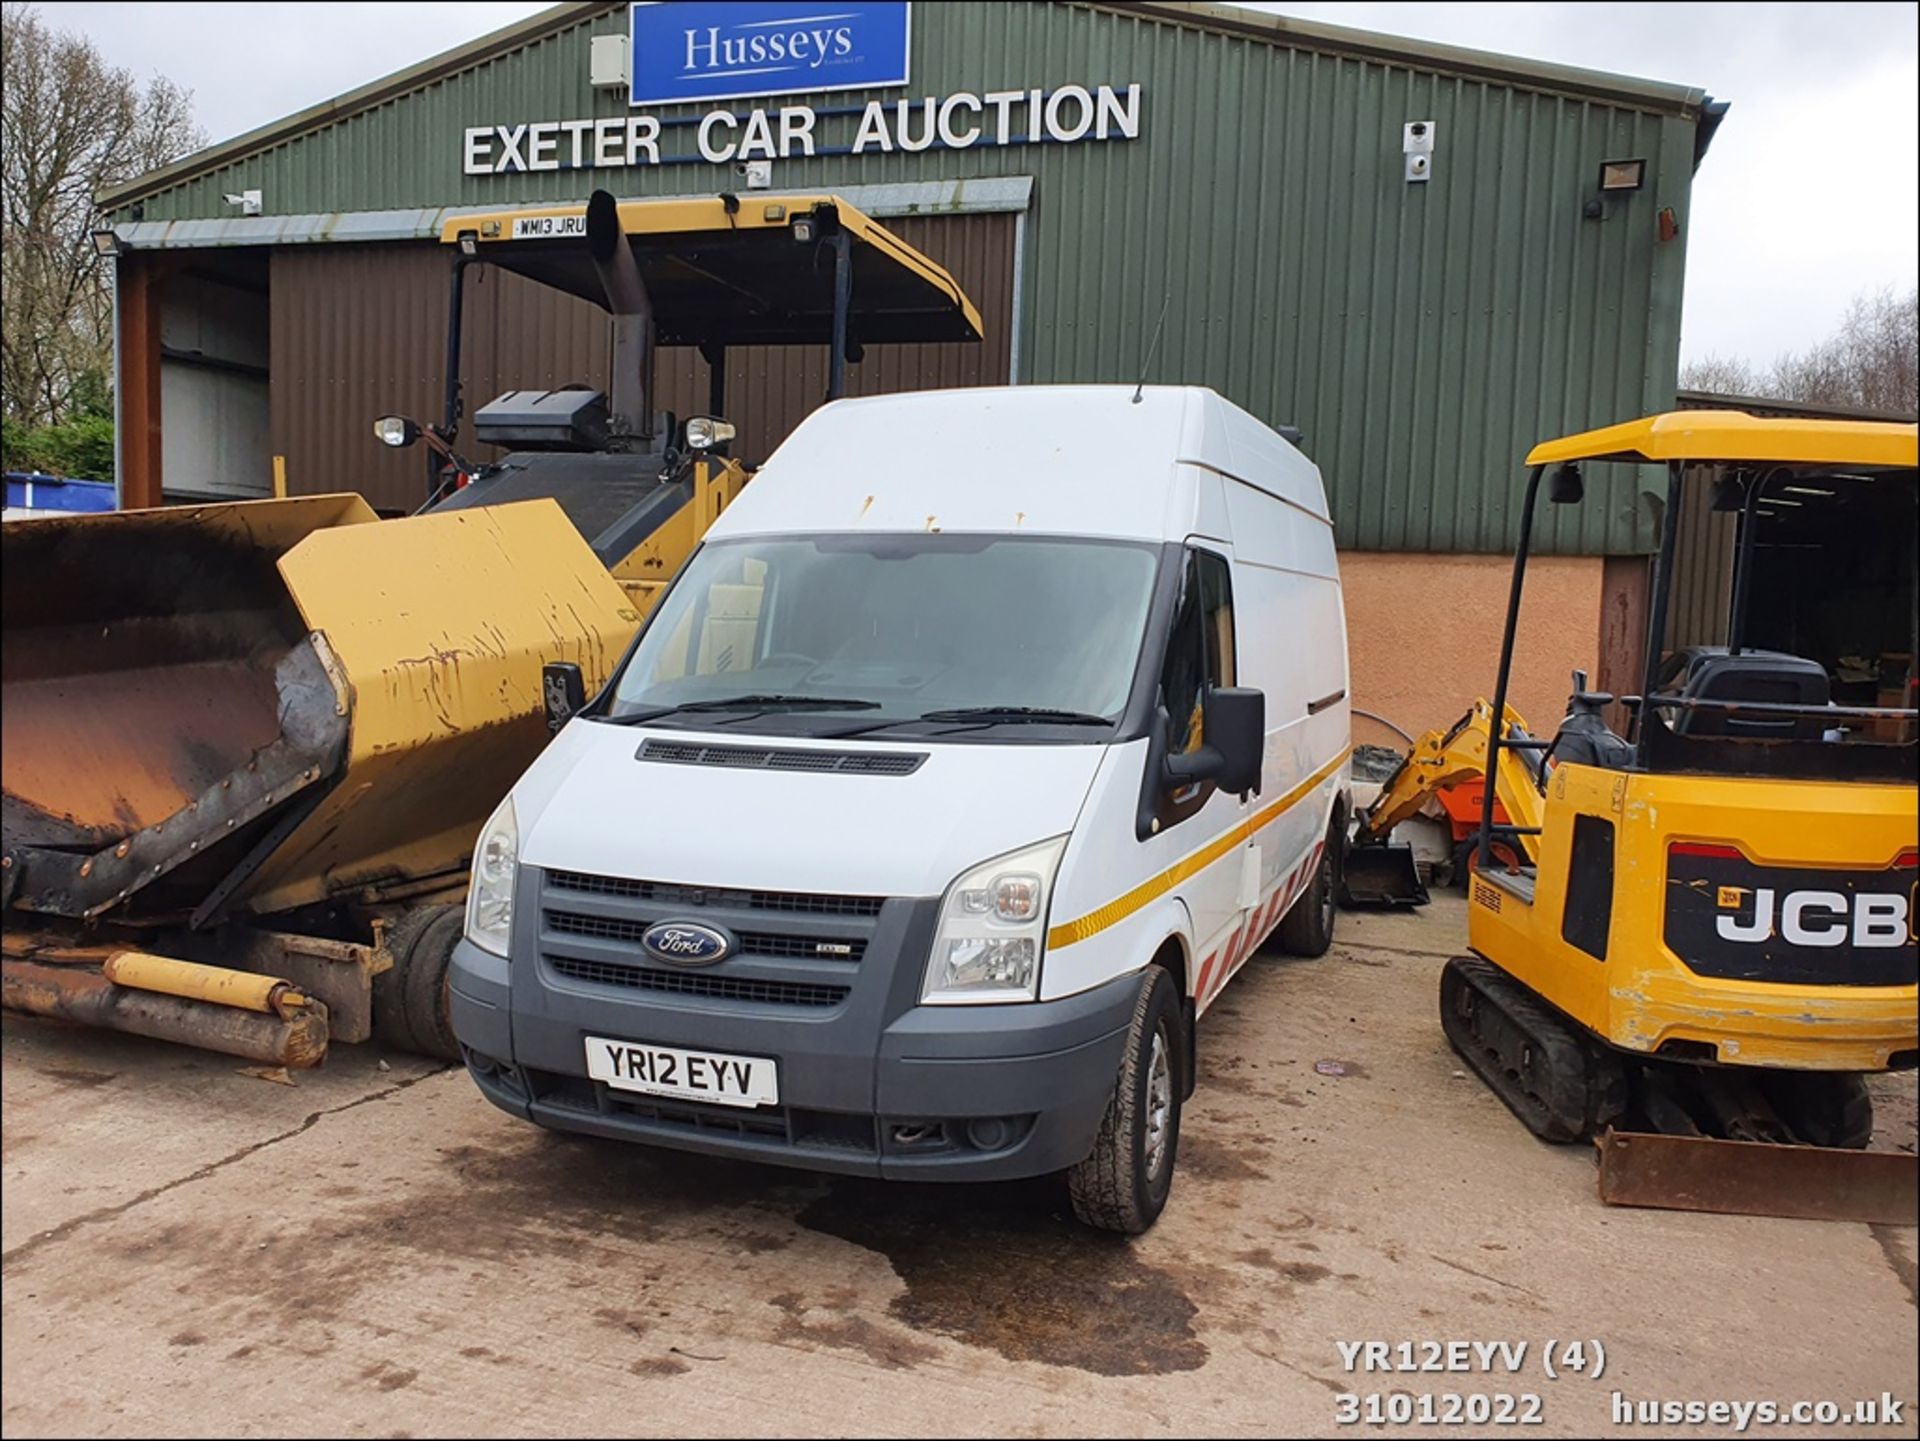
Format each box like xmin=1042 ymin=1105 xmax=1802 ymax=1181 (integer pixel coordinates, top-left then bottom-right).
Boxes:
xmin=362 ymin=1362 xmax=417 ymax=1392
xmin=593 ymin=1308 xmax=652 ymax=1339
xmin=43 ymin=1067 xmax=117 ymax=1088
xmin=1178 ymin=1134 xmax=1270 ymax=1183
xmin=768 ymin=1290 xmax=938 ymax=1370
xmin=735 ymin=1232 xmax=794 ymax=1254
xmin=795 ymin=1179 xmax=1207 ymax=1377
xmin=1232 ymin=1248 xmax=1346 ymax=1289
xmin=1870 ymin=1224 xmax=1917 ymax=1309
xmin=86 ymin=1132 xmax=825 ymax=1345
xmin=629 ymin=1356 xmax=690 ymax=1377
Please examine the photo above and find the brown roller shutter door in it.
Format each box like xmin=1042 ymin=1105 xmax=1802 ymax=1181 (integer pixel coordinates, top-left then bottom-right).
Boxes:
xmin=270 ymin=212 xmax=1015 ymax=513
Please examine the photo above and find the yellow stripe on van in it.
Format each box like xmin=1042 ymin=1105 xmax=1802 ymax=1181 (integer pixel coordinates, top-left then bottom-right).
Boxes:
xmin=1045 ymin=748 xmax=1351 ymax=949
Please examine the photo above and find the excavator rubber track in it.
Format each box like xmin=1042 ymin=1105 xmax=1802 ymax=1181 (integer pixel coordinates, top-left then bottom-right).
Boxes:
xmin=1439 ymin=954 xmax=1627 ymax=1142
xmin=1444 ymin=955 xmax=1918 ymax=1224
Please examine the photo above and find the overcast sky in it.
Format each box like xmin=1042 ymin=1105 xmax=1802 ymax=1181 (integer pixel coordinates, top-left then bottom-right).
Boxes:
xmin=38 ymin=0 xmax=1920 ymax=368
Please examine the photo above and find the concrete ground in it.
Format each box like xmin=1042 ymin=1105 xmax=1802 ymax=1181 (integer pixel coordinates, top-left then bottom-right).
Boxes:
xmin=3 ymin=896 xmax=1914 ymax=1439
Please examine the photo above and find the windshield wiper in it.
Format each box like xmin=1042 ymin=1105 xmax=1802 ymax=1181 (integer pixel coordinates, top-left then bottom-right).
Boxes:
xmin=916 ymin=705 xmax=1112 ymax=726
xmin=599 ymin=694 xmax=881 ymax=725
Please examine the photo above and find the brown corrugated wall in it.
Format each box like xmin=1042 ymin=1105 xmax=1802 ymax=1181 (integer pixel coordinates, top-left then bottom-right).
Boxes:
xmin=270 ymin=214 xmax=1014 ymax=513
xmin=1664 ymin=462 xmax=1737 ymax=650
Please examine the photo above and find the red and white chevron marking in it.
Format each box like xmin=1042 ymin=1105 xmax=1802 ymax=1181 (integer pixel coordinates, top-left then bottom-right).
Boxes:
xmin=1192 ymin=839 xmax=1326 ymax=1013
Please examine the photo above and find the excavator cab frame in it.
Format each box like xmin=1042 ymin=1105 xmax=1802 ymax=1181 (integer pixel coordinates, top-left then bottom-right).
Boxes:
xmin=1447 ymin=411 xmax=1918 ymax=1223
xmin=1483 ymin=412 xmax=1919 ymax=878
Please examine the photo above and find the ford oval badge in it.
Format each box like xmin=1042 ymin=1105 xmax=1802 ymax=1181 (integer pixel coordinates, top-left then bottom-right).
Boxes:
xmin=640 ymin=920 xmax=734 ymax=967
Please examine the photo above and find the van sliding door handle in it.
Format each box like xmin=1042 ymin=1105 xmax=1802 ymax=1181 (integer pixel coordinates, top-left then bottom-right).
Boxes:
xmin=1306 ymin=688 xmax=1346 ymax=716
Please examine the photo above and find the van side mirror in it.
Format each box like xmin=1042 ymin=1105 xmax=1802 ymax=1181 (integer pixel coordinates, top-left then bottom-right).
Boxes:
xmin=543 ymin=661 xmax=586 ymax=735
xmin=1163 ymin=687 xmax=1265 ymax=796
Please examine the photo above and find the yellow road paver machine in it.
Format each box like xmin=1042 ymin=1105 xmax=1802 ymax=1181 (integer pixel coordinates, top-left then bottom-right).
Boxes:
xmin=1363 ymin=412 xmax=1917 ymax=1222
xmin=2 ymin=191 xmax=980 ymax=1069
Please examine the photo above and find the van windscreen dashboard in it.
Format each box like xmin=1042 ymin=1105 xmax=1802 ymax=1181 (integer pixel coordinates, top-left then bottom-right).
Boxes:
xmin=600 ymin=533 xmax=1160 ymax=739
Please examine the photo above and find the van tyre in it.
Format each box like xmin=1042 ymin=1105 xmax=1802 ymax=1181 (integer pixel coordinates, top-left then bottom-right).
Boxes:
xmin=1068 ymin=965 xmax=1183 ymax=1235
xmin=1277 ymin=832 xmax=1339 ymax=957
xmin=374 ymin=904 xmax=463 ymax=1062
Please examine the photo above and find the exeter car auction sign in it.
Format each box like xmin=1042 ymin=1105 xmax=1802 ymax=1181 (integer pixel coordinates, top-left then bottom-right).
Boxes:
xmin=630 ymin=0 xmax=912 ymax=106
xmin=460 ymin=0 xmax=1142 ymax=176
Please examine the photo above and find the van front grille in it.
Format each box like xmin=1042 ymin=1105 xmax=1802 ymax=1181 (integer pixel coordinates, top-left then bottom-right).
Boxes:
xmin=546 ymin=869 xmax=884 ymax=919
xmin=543 ymin=909 xmax=866 ymax=962
xmin=546 ymin=957 xmax=850 ymax=1008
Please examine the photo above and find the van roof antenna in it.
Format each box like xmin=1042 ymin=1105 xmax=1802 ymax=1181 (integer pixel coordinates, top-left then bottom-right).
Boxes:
xmin=1131 ymin=294 xmax=1171 ymax=404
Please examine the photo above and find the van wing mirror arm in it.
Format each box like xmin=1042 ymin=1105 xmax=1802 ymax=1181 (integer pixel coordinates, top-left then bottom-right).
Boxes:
xmin=1163 ymin=746 xmax=1225 ymax=785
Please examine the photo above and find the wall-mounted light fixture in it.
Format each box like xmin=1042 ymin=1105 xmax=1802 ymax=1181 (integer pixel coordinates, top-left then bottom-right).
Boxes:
xmin=90 ymin=228 xmax=121 ymax=258
xmin=1583 ymin=157 xmax=1647 ymax=220
xmin=1598 ymin=158 xmax=1645 ymax=193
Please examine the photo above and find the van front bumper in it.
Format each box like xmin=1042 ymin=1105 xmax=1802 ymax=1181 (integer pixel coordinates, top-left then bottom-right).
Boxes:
xmin=449 ymin=927 xmax=1138 ymax=1182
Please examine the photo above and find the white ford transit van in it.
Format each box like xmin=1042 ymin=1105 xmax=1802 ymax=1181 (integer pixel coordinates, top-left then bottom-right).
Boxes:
xmin=451 ymin=385 xmax=1350 ymax=1232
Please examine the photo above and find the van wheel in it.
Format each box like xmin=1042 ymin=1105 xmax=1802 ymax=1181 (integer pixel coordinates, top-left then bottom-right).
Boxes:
xmin=1276 ymin=830 xmax=1339 ymax=957
xmin=1068 ymin=966 xmax=1183 ymax=1234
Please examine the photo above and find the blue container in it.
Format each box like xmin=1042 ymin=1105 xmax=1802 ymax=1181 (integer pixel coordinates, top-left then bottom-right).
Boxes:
xmin=4 ymin=472 xmax=116 ymax=515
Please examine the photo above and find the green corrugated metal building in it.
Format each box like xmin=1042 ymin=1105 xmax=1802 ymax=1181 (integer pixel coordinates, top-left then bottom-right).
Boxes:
xmin=98 ymin=0 xmax=1724 ymax=730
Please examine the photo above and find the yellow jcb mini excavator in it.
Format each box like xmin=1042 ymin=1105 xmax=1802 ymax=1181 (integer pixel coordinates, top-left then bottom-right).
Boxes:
xmin=1349 ymin=411 xmax=1917 ymax=1223
xmin=2 ymin=191 xmax=980 ymax=1070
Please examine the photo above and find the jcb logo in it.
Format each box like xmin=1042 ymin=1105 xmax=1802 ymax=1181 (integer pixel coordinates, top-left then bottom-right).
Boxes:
xmin=1716 ymin=887 xmax=1912 ymax=949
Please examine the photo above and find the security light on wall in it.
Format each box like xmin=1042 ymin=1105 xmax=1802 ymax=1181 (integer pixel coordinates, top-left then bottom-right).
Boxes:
xmin=1598 ymin=159 xmax=1645 ymax=192
xmin=90 ymin=229 xmax=121 ymax=258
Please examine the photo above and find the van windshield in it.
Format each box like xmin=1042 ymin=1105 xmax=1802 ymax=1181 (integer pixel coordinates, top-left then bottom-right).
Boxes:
xmin=604 ymin=533 xmax=1161 ymax=734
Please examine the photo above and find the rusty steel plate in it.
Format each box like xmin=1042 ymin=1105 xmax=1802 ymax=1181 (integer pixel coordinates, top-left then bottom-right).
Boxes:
xmin=1596 ymin=1128 xmax=1918 ymax=1226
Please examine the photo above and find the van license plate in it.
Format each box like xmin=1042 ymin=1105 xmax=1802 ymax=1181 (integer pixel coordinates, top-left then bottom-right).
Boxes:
xmin=585 ymin=1036 xmax=778 ymax=1109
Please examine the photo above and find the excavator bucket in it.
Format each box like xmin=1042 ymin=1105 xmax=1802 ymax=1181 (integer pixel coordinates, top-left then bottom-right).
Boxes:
xmin=3 ymin=494 xmax=642 ymax=1062
xmin=3 ymin=495 xmax=375 ymax=920
xmin=1595 ymin=1129 xmax=1917 ymax=1226
xmin=1339 ymin=842 xmax=1430 ymax=907
xmin=3 ymin=494 xmax=640 ymax=925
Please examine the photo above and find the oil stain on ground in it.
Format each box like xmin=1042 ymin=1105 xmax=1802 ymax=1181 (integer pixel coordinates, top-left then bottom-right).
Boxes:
xmin=795 ymin=1178 xmax=1207 ymax=1377
xmin=79 ymin=1128 xmax=1207 ymax=1379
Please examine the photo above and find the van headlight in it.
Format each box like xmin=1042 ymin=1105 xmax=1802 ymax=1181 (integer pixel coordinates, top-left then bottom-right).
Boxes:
xmin=465 ymin=796 xmax=518 ymax=957
xmin=922 ymin=836 xmax=1067 ymax=1005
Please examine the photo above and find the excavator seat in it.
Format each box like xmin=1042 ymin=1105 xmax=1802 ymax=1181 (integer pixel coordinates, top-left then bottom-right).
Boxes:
xmin=1547 ymin=691 xmax=1634 ymax=769
xmin=1671 ymin=649 xmax=1831 ymax=740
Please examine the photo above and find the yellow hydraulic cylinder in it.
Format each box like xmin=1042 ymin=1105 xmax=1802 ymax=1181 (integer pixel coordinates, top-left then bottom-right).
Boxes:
xmin=102 ymin=952 xmax=309 ymax=1020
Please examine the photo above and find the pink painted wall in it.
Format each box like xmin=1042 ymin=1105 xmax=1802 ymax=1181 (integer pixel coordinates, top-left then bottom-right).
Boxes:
xmin=1338 ymin=551 xmax=1606 ymax=747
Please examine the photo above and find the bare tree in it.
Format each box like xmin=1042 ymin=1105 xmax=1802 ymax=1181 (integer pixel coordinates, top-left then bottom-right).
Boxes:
xmin=1683 ymin=287 xmax=1920 ymax=416
xmin=1 ymin=2 xmax=204 ymax=427
xmin=1769 ymin=288 xmax=1918 ymax=416
xmin=1678 ymin=352 xmax=1759 ymax=397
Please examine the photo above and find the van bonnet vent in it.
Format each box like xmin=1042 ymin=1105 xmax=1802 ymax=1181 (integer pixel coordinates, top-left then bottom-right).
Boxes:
xmin=636 ymin=739 xmax=925 ymax=776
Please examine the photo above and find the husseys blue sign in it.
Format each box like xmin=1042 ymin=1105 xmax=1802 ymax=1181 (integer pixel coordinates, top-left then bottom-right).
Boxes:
xmin=629 ymin=1 xmax=912 ymax=107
